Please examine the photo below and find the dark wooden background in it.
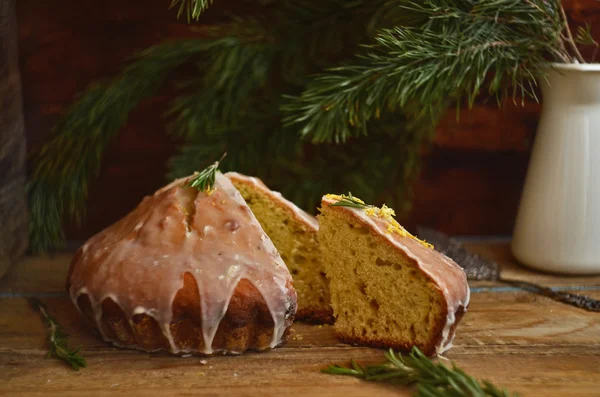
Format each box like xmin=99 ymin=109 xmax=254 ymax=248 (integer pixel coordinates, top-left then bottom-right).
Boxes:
xmin=15 ymin=0 xmax=600 ymax=242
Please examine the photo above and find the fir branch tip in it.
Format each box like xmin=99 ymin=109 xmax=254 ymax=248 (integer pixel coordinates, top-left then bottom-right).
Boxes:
xmin=28 ymin=298 xmax=87 ymax=371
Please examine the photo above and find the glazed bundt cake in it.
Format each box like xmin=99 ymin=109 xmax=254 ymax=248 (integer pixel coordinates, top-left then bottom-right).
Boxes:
xmin=67 ymin=172 xmax=297 ymax=355
xmin=226 ymin=172 xmax=332 ymax=323
xmin=317 ymin=194 xmax=469 ymax=356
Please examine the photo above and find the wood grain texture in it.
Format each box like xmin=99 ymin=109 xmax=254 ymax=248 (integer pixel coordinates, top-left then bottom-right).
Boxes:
xmin=1 ymin=243 xmax=600 ymax=396
xmin=1 ymin=292 xmax=599 ymax=396
xmin=14 ymin=0 xmax=600 ymax=240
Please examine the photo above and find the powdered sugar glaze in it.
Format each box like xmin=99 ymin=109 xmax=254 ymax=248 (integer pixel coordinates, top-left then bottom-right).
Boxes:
xmin=68 ymin=173 xmax=296 ymax=354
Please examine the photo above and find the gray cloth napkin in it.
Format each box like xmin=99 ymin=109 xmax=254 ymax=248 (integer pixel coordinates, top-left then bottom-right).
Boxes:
xmin=417 ymin=227 xmax=600 ymax=313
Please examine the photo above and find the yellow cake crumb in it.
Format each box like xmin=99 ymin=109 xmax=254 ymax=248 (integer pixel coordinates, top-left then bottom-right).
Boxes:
xmin=317 ymin=202 xmax=445 ymax=355
xmin=231 ymin=176 xmax=331 ymax=322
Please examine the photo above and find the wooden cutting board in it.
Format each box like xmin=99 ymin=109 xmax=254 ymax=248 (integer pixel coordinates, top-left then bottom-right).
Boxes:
xmin=1 ymin=242 xmax=599 ymax=397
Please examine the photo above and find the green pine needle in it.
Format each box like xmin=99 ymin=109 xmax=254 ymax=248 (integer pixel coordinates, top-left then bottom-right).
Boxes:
xmin=185 ymin=152 xmax=227 ymax=192
xmin=28 ymin=0 xmax=594 ymax=252
xmin=575 ymin=23 xmax=599 ymax=61
xmin=27 ymin=38 xmax=238 ymax=253
xmin=323 ymin=347 xmax=518 ymax=397
xmin=169 ymin=0 xmax=215 ymax=22
xmin=282 ymin=0 xmax=578 ymax=143
xmin=575 ymin=23 xmax=597 ymax=47
xmin=28 ymin=298 xmax=87 ymax=371
xmin=166 ymin=35 xmax=274 ymax=140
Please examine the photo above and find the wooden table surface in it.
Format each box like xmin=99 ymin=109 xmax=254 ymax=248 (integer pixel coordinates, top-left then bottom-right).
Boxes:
xmin=1 ymin=242 xmax=599 ymax=396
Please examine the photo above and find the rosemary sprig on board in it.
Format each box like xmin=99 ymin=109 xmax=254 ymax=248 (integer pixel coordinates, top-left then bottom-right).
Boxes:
xmin=324 ymin=347 xmax=517 ymax=397
xmin=328 ymin=193 xmax=372 ymax=209
xmin=28 ymin=298 xmax=87 ymax=371
xmin=185 ymin=152 xmax=227 ymax=193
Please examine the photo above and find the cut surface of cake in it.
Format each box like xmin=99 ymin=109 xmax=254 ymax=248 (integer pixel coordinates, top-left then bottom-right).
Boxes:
xmin=317 ymin=194 xmax=469 ymax=356
xmin=226 ymin=172 xmax=332 ymax=323
xmin=67 ymin=172 xmax=296 ymax=355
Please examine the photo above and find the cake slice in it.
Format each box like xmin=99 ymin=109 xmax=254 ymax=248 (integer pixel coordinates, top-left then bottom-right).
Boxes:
xmin=226 ymin=172 xmax=332 ymax=323
xmin=317 ymin=194 xmax=469 ymax=356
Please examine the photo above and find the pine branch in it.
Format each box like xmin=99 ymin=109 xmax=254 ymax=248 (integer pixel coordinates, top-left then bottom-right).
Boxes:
xmin=166 ymin=36 xmax=275 ymax=139
xmin=575 ymin=23 xmax=599 ymax=62
xmin=283 ymin=0 xmax=562 ymax=143
xmin=557 ymin=3 xmax=585 ymax=63
xmin=27 ymin=38 xmax=235 ymax=253
xmin=324 ymin=347 xmax=518 ymax=397
xmin=169 ymin=0 xmax=216 ymax=21
xmin=167 ymin=92 xmax=286 ymax=180
xmin=575 ymin=23 xmax=598 ymax=47
xmin=28 ymin=298 xmax=87 ymax=371
xmin=27 ymin=0 xmax=435 ymax=250
xmin=34 ymin=0 xmax=580 ymax=248
xmin=271 ymin=0 xmax=401 ymax=82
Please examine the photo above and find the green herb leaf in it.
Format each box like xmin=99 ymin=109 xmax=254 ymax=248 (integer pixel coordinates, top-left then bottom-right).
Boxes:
xmin=169 ymin=0 xmax=215 ymax=22
xmin=575 ymin=23 xmax=599 ymax=47
xmin=329 ymin=192 xmax=372 ymax=209
xmin=323 ymin=347 xmax=518 ymax=397
xmin=28 ymin=298 xmax=87 ymax=371
xmin=185 ymin=152 xmax=227 ymax=192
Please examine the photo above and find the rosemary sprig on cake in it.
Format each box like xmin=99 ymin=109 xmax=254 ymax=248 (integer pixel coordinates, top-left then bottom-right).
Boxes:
xmin=324 ymin=347 xmax=517 ymax=397
xmin=328 ymin=193 xmax=371 ymax=209
xmin=28 ymin=298 xmax=87 ymax=371
xmin=185 ymin=152 xmax=227 ymax=193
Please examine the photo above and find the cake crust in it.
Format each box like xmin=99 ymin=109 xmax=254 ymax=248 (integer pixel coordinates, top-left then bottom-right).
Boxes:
xmin=67 ymin=173 xmax=297 ymax=355
xmin=320 ymin=196 xmax=470 ymax=356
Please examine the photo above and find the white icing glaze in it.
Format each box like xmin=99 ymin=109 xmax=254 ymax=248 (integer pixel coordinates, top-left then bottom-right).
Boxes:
xmin=321 ymin=196 xmax=470 ymax=355
xmin=225 ymin=172 xmax=319 ymax=231
xmin=437 ymin=284 xmax=470 ymax=355
xmin=68 ymin=173 xmax=296 ymax=354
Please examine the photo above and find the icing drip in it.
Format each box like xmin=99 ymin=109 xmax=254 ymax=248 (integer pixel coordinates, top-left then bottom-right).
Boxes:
xmin=69 ymin=173 xmax=295 ymax=354
xmin=322 ymin=196 xmax=470 ymax=354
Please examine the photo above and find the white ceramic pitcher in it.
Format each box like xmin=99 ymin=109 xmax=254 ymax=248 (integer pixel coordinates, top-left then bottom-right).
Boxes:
xmin=512 ymin=63 xmax=600 ymax=275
